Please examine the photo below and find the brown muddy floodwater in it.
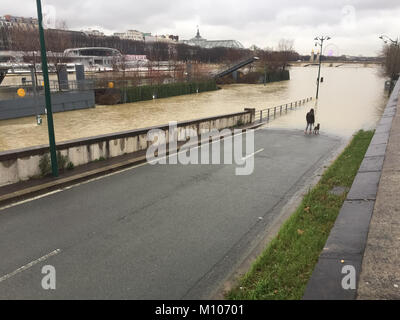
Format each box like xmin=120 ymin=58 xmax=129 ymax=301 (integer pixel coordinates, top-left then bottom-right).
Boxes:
xmin=0 ymin=65 xmax=388 ymax=151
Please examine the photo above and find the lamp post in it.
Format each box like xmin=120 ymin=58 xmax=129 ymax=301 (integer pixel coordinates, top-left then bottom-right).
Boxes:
xmin=314 ymin=36 xmax=331 ymax=100
xmin=36 ymin=0 xmax=58 ymax=177
xmin=379 ymin=35 xmax=400 ymax=93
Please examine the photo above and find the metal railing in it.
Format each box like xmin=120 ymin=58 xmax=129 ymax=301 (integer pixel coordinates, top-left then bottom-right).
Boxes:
xmin=48 ymin=79 xmax=95 ymax=92
xmin=254 ymin=97 xmax=313 ymax=123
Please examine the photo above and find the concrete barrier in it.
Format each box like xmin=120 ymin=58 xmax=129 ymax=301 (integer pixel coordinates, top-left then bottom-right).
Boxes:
xmin=0 ymin=110 xmax=253 ymax=186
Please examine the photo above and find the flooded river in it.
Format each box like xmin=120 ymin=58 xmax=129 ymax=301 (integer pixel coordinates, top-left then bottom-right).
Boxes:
xmin=0 ymin=65 xmax=387 ymax=151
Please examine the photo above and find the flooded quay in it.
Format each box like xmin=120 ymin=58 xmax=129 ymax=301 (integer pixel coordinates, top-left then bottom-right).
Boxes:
xmin=0 ymin=65 xmax=387 ymax=151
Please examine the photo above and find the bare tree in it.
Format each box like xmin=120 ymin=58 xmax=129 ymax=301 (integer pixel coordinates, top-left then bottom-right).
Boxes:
xmin=56 ymin=19 xmax=68 ymax=30
xmin=45 ymin=29 xmax=72 ymax=91
xmin=381 ymin=43 xmax=400 ymax=81
xmin=277 ymin=39 xmax=295 ymax=71
xmin=119 ymin=54 xmax=129 ymax=102
xmin=10 ymin=27 xmax=40 ymax=86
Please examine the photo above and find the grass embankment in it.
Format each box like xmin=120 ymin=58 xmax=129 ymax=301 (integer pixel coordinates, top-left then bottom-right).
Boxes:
xmin=227 ymin=130 xmax=374 ymax=300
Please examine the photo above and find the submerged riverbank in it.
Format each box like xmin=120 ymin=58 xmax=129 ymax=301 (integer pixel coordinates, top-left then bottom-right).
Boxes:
xmin=0 ymin=66 xmax=387 ymax=151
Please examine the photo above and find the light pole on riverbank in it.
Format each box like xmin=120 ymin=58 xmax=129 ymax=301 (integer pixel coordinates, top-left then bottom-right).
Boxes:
xmin=314 ymin=36 xmax=331 ymax=100
xmin=36 ymin=0 xmax=58 ymax=177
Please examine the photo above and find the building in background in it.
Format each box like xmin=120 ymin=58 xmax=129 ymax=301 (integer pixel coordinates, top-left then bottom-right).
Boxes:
xmin=310 ymin=49 xmax=320 ymax=63
xmin=114 ymin=30 xmax=144 ymax=41
xmin=82 ymin=29 xmax=105 ymax=37
xmin=182 ymin=28 xmax=244 ymax=49
xmin=143 ymin=33 xmax=179 ymax=43
xmin=0 ymin=15 xmax=38 ymax=30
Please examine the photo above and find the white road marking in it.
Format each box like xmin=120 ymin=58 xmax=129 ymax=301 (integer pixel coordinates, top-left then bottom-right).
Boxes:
xmin=0 ymin=190 xmax=65 ymax=212
xmin=0 ymin=129 xmax=257 ymax=211
xmin=242 ymin=148 xmax=264 ymax=161
xmin=0 ymin=249 xmax=61 ymax=284
xmin=147 ymin=130 xmax=249 ymax=165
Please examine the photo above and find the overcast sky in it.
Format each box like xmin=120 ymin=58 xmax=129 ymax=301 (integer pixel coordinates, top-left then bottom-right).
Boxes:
xmin=2 ymin=0 xmax=400 ymax=56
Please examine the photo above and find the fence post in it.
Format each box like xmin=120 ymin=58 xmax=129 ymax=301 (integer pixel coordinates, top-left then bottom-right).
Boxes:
xmin=260 ymin=110 xmax=263 ymax=123
xmin=280 ymin=105 xmax=282 ymax=115
xmin=268 ymin=109 xmax=270 ymax=121
xmin=274 ymin=107 xmax=276 ymax=118
xmin=286 ymin=104 xmax=288 ymax=112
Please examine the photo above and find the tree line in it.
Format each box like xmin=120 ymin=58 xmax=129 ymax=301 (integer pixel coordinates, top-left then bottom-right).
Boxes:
xmin=381 ymin=42 xmax=400 ymax=83
xmin=0 ymin=26 xmax=299 ymax=69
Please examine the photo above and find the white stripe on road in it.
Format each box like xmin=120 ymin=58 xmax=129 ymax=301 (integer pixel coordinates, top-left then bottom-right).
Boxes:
xmin=0 ymin=129 xmax=257 ymax=212
xmin=0 ymin=190 xmax=68 ymax=212
xmin=242 ymin=148 xmax=264 ymax=161
xmin=0 ymin=249 xmax=61 ymax=284
xmin=147 ymin=130 xmax=249 ymax=165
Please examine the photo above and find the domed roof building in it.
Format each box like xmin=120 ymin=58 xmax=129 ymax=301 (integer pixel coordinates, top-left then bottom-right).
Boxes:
xmin=182 ymin=28 xmax=244 ymax=49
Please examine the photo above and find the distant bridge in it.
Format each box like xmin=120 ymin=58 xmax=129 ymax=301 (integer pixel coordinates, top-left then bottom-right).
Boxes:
xmin=213 ymin=57 xmax=259 ymax=78
xmin=292 ymin=61 xmax=382 ymax=68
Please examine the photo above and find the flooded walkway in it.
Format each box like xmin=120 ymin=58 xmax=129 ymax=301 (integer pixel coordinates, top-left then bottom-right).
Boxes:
xmin=0 ymin=65 xmax=387 ymax=151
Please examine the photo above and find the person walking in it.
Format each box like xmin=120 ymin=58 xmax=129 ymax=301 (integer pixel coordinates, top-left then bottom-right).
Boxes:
xmin=305 ymin=109 xmax=315 ymax=134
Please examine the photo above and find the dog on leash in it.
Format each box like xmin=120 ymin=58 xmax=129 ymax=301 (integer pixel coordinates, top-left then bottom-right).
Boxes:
xmin=313 ymin=123 xmax=320 ymax=135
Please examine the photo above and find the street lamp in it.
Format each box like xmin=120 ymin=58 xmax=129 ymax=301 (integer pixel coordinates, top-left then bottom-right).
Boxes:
xmin=314 ymin=36 xmax=331 ymax=99
xmin=36 ymin=0 xmax=58 ymax=177
xmin=379 ymin=35 xmax=400 ymax=93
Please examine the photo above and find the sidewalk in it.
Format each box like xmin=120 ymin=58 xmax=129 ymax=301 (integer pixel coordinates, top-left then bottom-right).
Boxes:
xmin=357 ymin=95 xmax=400 ymax=299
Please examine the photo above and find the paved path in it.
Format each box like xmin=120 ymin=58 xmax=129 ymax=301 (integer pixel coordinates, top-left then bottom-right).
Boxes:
xmin=357 ymin=95 xmax=400 ymax=299
xmin=0 ymin=129 xmax=341 ymax=299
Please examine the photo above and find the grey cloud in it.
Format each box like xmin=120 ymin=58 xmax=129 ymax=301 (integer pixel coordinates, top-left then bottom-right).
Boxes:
xmin=1 ymin=0 xmax=400 ymax=55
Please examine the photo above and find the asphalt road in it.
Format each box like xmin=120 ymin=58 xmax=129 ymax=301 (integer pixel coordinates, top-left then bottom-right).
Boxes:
xmin=0 ymin=128 xmax=341 ymax=299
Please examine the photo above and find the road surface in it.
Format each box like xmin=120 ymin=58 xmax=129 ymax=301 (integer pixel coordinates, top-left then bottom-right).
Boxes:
xmin=0 ymin=128 xmax=342 ymax=299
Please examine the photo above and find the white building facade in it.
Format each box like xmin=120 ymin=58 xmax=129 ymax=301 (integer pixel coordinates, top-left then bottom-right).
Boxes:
xmin=114 ymin=30 xmax=144 ymax=41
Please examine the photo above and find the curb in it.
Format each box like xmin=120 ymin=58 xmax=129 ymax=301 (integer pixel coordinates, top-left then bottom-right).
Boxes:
xmin=0 ymin=154 xmax=148 ymax=207
xmin=303 ymin=80 xmax=400 ymax=300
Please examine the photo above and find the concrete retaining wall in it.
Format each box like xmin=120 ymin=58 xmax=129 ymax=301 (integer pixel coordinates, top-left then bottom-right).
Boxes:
xmin=0 ymin=90 xmax=95 ymax=120
xmin=0 ymin=110 xmax=254 ymax=186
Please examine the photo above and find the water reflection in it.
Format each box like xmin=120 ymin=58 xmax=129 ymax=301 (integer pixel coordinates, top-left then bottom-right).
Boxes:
xmin=0 ymin=65 xmax=388 ymax=151
xmin=266 ymin=66 xmax=387 ymax=137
